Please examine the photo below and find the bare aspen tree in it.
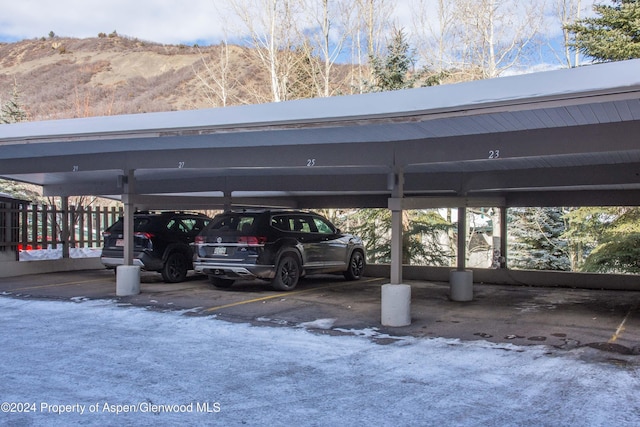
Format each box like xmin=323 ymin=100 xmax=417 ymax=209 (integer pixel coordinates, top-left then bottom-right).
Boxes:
xmin=194 ymin=43 xmax=235 ymax=107
xmin=298 ymin=0 xmax=353 ymax=97
xmin=552 ymin=0 xmax=593 ymax=68
xmin=410 ymin=0 xmax=454 ymax=73
xmin=228 ymin=0 xmax=302 ymax=102
xmin=349 ymin=0 xmax=395 ymax=93
xmin=452 ymin=0 xmax=545 ymax=78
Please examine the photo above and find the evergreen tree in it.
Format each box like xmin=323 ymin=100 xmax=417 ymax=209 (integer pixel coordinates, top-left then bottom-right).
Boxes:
xmin=286 ymin=45 xmax=318 ymax=100
xmin=565 ymin=0 xmax=640 ymax=62
xmin=367 ymin=28 xmax=415 ymax=92
xmin=565 ymin=206 xmax=640 ymax=273
xmin=562 ymin=206 xmax=608 ymax=270
xmin=348 ymin=208 xmax=453 ymax=266
xmin=508 ymin=207 xmax=571 ymax=271
xmin=1 ymin=82 xmax=28 ymax=124
xmin=363 ymin=28 xmax=440 ymax=93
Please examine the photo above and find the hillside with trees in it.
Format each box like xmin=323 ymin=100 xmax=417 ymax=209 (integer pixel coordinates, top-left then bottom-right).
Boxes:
xmin=0 ymin=34 xmax=354 ymax=121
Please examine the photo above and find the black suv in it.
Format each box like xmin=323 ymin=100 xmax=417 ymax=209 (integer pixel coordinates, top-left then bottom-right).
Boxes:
xmin=193 ymin=210 xmax=365 ymax=291
xmin=101 ymin=211 xmax=212 ymax=283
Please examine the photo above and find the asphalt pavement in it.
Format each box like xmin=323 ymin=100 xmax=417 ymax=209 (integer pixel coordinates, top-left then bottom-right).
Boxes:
xmin=2 ymin=269 xmax=639 ymax=362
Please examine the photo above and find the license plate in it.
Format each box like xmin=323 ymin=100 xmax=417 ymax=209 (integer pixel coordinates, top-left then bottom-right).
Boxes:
xmin=116 ymin=239 xmax=124 ymax=247
xmin=214 ymin=247 xmax=227 ymax=255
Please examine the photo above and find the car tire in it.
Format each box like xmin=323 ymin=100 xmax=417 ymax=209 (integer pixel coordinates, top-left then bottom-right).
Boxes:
xmin=161 ymin=252 xmax=188 ymax=283
xmin=272 ymin=254 xmax=300 ymax=291
xmin=209 ymin=276 xmax=235 ymax=288
xmin=344 ymin=250 xmax=364 ymax=281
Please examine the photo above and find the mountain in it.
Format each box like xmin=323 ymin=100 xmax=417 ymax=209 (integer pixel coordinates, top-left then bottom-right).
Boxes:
xmin=0 ymin=35 xmax=286 ymax=121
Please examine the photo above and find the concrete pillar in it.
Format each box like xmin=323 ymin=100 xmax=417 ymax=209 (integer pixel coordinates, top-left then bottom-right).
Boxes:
xmin=381 ymin=283 xmax=411 ymax=326
xmin=119 ymin=169 xmax=140 ymax=295
xmin=116 ymin=265 xmax=140 ymax=296
xmin=382 ymin=170 xmax=411 ymax=327
xmin=450 ymin=206 xmax=473 ymax=301
xmin=450 ymin=270 xmax=473 ymax=301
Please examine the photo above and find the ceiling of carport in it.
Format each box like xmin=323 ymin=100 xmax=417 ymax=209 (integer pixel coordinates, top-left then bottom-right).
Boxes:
xmin=1 ymin=59 xmax=640 ymax=210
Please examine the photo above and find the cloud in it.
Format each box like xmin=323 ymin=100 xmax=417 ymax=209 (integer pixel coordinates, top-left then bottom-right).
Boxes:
xmin=0 ymin=0 xmax=231 ymax=44
xmin=0 ymin=0 xmax=597 ymax=69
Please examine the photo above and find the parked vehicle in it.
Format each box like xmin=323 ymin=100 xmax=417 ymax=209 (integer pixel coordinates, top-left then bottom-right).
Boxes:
xmin=193 ymin=210 xmax=366 ymax=291
xmin=101 ymin=211 xmax=212 ymax=283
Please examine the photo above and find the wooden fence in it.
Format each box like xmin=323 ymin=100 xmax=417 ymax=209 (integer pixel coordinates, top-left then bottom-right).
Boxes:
xmin=0 ymin=202 xmax=122 ymax=256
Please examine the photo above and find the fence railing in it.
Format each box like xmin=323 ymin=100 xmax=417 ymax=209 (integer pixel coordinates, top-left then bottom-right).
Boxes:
xmin=0 ymin=203 xmax=123 ymax=258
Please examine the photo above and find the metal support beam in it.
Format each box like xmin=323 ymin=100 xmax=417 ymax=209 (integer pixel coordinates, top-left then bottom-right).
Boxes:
xmin=122 ymin=170 xmax=136 ymax=266
xmin=389 ymin=171 xmax=404 ymax=284
xmin=457 ymin=207 xmax=467 ymax=272
xmin=117 ymin=169 xmax=140 ymax=296
xmin=382 ymin=169 xmax=411 ymax=327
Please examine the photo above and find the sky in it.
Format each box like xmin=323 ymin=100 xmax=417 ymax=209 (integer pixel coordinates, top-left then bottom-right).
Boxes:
xmin=0 ymin=0 xmax=581 ymax=46
xmin=1 ymin=295 xmax=639 ymax=426
xmin=0 ymin=0 xmax=230 ymax=45
xmin=0 ymin=0 xmax=599 ymax=75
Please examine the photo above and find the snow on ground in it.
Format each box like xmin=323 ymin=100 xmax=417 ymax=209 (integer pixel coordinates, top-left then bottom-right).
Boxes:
xmin=18 ymin=248 xmax=101 ymax=261
xmin=0 ymin=297 xmax=638 ymax=427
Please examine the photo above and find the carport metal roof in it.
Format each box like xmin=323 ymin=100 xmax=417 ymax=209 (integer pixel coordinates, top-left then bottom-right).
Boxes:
xmin=1 ymin=59 xmax=640 ymax=209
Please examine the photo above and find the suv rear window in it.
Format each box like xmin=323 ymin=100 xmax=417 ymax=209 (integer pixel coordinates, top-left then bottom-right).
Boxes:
xmin=271 ymin=215 xmax=330 ymax=234
xmin=210 ymin=214 xmax=257 ymax=233
xmin=106 ymin=217 xmax=153 ymax=233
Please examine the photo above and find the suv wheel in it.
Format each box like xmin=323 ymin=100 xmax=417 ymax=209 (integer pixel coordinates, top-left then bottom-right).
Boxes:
xmin=272 ymin=254 xmax=300 ymax=291
xmin=344 ymin=250 xmax=364 ymax=281
xmin=161 ymin=252 xmax=188 ymax=283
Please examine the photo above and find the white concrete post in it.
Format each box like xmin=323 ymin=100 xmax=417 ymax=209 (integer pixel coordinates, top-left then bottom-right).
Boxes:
xmin=382 ymin=170 xmax=411 ymax=327
xmin=450 ymin=206 xmax=473 ymax=301
xmin=117 ymin=169 xmax=140 ymax=296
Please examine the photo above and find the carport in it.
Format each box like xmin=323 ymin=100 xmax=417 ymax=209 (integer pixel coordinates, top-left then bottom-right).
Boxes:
xmin=1 ymin=59 xmax=640 ymax=326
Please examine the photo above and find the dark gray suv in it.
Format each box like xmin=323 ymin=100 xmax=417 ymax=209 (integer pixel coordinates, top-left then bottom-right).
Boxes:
xmin=193 ymin=210 xmax=365 ymax=291
xmin=101 ymin=211 xmax=212 ymax=283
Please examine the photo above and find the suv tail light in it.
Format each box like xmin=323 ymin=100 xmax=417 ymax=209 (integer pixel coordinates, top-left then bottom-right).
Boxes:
xmin=102 ymin=231 xmax=111 ymax=238
xmin=134 ymin=232 xmax=154 ymax=239
xmin=195 ymin=235 xmax=205 ymax=245
xmin=238 ymin=236 xmax=267 ymax=245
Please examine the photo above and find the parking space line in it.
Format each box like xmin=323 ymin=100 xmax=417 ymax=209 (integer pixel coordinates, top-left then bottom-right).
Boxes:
xmin=608 ymin=308 xmax=633 ymax=343
xmin=10 ymin=278 xmax=109 ymax=292
xmin=203 ymin=278 xmax=382 ymax=313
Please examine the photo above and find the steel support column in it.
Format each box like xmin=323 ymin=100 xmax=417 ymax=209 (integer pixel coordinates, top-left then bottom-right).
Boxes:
xmin=117 ymin=169 xmax=140 ymax=296
xmin=382 ymin=170 xmax=411 ymax=327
